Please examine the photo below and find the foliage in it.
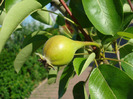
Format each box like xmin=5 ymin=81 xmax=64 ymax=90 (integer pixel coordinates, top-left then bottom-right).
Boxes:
xmin=0 ymin=0 xmax=133 ymax=99
xmin=0 ymin=18 xmax=48 ymax=98
xmin=0 ymin=48 xmax=48 ymax=99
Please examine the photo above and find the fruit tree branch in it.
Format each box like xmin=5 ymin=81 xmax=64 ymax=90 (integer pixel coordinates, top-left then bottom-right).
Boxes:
xmin=0 ymin=0 xmax=4 ymax=6
xmin=127 ymin=0 xmax=133 ymax=11
xmin=59 ymin=0 xmax=91 ymax=41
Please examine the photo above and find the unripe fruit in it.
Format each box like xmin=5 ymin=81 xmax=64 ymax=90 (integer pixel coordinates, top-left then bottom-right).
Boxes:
xmin=37 ymin=35 xmax=99 ymax=66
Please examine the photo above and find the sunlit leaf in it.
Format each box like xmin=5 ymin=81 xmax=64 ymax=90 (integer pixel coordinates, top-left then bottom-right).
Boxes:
xmin=0 ymin=11 xmax=6 ymax=25
xmin=14 ymin=31 xmax=50 ymax=73
xmin=31 ymin=7 xmax=53 ymax=25
xmin=89 ymin=64 xmax=133 ymax=99
xmin=73 ymin=53 xmax=95 ymax=75
xmin=0 ymin=0 xmax=50 ymax=53
xmin=5 ymin=0 xmax=22 ymax=12
xmin=82 ymin=0 xmax=123 ymax=35
xmin=121 ymin=52 xmax=133 ymax=80
xmin=117 ymin=32 xmax=133 ymax=39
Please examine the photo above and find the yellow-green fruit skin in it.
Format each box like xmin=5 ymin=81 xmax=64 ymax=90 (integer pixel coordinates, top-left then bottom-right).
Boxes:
xmin=43 ymin=35 xmax=83 ymax=66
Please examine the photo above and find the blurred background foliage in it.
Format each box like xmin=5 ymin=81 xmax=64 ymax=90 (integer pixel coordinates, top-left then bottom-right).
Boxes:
xmin=0 ymin=21 xmax=49 ymax=98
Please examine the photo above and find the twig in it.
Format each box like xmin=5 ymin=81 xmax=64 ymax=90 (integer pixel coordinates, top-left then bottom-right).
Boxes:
xmin=94 ymin=59 xmax=98 ymax=68
xmin=41 ymin=9 xmax=77 ymax=26
xmin=127 ymin=0 xmax=133 ymax=11
xmin=59 ymin=0 xmax=90 ymax=41
xmin=114 ymin=42 xmax=122 ymax=70
xmin=0 ymin=0 xmax=4 ymax=6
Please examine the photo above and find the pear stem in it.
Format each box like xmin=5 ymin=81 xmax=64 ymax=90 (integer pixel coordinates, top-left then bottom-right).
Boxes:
xmin=82 ymin=42 xmax=100 ymax=49
xmin=75 ymin=53 xmax=89 ymax=55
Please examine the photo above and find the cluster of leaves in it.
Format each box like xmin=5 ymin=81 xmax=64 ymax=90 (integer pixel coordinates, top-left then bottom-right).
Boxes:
xmin=0 ymin=0 xmax=133 ymax=99
xmin=0 ymin=8 xmax=48 ymax=98
xmin=0 ymin=48 xmax=48 ymax=98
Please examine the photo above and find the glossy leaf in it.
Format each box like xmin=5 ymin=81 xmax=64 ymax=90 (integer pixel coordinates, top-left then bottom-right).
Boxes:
xmin=82 ymin=0 xmax=123 ymax=35
xmin=121 ymin=0 xmax=128 ymax=4
xmin=89 ymin=64 xmax=133 ymax=99
xmin=31 ymin=7 xmax=53 ymax=25
xmin=58 ymin=62 xmax=74 ymax=98
xmin=48 ymin=67 xmax=58 ymax=84
xmin=37 ymin=0 xmax=52 ymax=7
xmin=5 ymin=0 xmax=22 ymax=12
xmin=73 ymin=81 xmax=88 ymax=99
xmin=97 ymin=31 xmax=119 ymax=44
xmin=117 ymin=32 xmax=133 ymax=39
xmin=121 ymin=12 xmax=133 ymax=29
xmin=70 ymin=0 xmax=92 ymax=28
xmin=121 ymin=52 xmax=133 ymax=80
xmin=56 ymin=14 xmax=65 ymax=26
xmin=22 ymin=30 xmax=52 ymax=47
xmin=14 ymin=31 xmax=50 ymax=73
xmin=119 ymin=44 xmax=133 ymax=59
xmin=0 ymin=11 xmax=6 ymax=25
xmin=73 ymin=53 xmax=95 ymax=75
xmin=125 ymin=27 xmax=133 ymax=33
xmin=0 ymin=0 xmax=50 ymax=53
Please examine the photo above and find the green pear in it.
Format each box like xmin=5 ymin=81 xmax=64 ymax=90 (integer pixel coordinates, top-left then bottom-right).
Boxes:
xmin=37 ymin=35 xmax=99 ymax=66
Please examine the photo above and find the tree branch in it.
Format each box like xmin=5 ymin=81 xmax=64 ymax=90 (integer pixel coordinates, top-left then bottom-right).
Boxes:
xmin=59 ymin=0 xmax=91 ymax=41
xmin=0 ymin=0 xmax=4 ymax=6
xmin=127 ymin=0 xmax=133 ymax=11
xmin=114 ymin=42 xmax=122 ymax=70
xmin=51 ymin=0 xmax=67 ymax=15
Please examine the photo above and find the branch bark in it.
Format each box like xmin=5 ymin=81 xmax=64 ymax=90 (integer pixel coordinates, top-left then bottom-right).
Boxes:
xmin=127 ymin=0 xmax=133 ymax=11
xmin=59 ymin=0 xmax=91 ymax=41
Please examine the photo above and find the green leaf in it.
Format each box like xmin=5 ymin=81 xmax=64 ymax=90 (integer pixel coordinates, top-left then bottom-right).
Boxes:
xmin=37 ymin=0 xmax=52 ymax=7
xmin=14 ymin=31 xmax=50 ymax=73
xmin=73 ymin=53 xmax=95 ymax=75
xmin=0 ymin=0 xmax=50 ymax=53
xmin=123 ymin=3 xmax=131 ymax=13
xmin=97 ymin=31 xmax=119 ymax=44
xmin=89 ymin=64 xmax=133 ymax=99
xmin=70 ymin=0 xmax=92 ymax=28
xmin=125 ymin=27 xmax=133 ymax=33
xmin=73 ymin=81 xmax=88 ymax=99
xmin=58 ymin=63 xmax=74 ymax=99
xmin=121 ymin=0 xmax=128 ymax=4
xmin=119 ymin=44 xmax=133 ymax=59
xmin=121 ymin=52 xmax=133 ymax=80
xmin=0 ymin=11 xmax=6 ymax=25
xmin=5 ymin=0 xmax=22 ymax=12
xmin=31 ymin=7 xmax=53 ymax=25
xmin=0 ymin=10 xmax=22 ymax=30
xmin=56 ymin=14 xmax=65 ymax=26
xmin=117 ymin=32 xmax=133 ymax=39
xmin=48 ymin=67 xmax=58 ymax=84
xmin=22 ymin=31 xmax=52 ymax=47
xmin=73 ymin=58 xmax=86 ymax=75
xmin=82 ymin=0 xmax=123 ymax=35
xmin=121 ymin=12 xmax=133 ymax=29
